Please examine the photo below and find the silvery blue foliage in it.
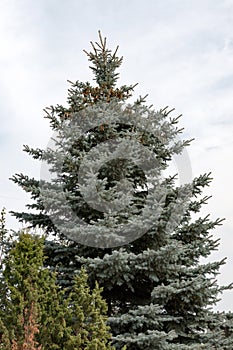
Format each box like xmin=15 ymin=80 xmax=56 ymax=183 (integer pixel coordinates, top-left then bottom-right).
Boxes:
xmin=10 ymin=32 xmax=233 ymax=349
xmin=40 ymin=100 xmax=193 ymax=249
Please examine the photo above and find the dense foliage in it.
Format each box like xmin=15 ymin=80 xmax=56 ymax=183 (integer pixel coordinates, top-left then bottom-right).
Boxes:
xmin=9 ymin=32 xmax=233 ymax=349
xmin=0 ymin=222 xmax=121 ymax=349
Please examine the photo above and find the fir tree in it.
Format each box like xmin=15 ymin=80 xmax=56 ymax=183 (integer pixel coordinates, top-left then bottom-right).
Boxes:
xmin=0 ymin=231 xmax=119 ymax=349
xmin=0 ymin=232 xmax=47 ymax=349
xmin=10 ymin=32 xmax=233 ymax=349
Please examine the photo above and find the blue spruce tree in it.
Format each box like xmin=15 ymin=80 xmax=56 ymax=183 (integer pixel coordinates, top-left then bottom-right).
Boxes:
xmin=10 ymin=32 xmax=232 ymax=349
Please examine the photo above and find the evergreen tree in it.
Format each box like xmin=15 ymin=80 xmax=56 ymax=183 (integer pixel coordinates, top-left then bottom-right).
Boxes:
xmin=0 ymin=207 xmax=14 ymax=327
xmin=0 ymin=231 xmax=119 ymax=349
xmin=10 ymin=32 xmax=232 ymax=349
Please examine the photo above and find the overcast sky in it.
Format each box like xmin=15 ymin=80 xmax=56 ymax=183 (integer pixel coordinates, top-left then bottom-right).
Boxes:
xmin=0 ymin=0 xmax=233 ymax=311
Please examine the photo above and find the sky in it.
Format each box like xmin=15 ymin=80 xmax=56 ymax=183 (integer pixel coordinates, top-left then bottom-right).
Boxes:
xmin=0 ymin=0 xmax=233 ymax=311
